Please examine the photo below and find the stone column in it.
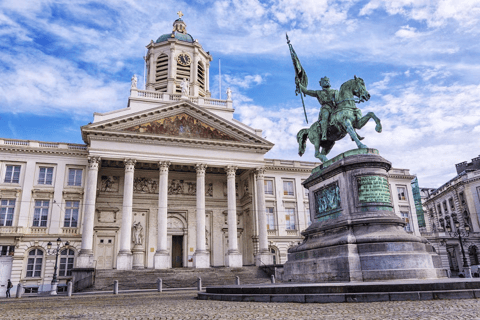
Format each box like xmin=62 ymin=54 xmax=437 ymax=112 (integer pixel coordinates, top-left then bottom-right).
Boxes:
xmin=117 ymin=159 xmax=136 ymax=270
xmin=76 ymin=156 xmax=100 ymax=268
xmin=193 ymin=163 xmax=209 ymax=268
xmin=155 ymin=161 xmax=170 ymax=269
xmin=255 ymin=167 xmax=273 ymax=266
xmin=147 ymin=53 xmax=155 ymax=91
xmin=225 ymin=166 xmax=242 ymax=267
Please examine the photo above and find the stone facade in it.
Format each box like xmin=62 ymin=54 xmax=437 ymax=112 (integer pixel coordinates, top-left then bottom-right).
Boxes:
xmin=422 ymin=156 xmax=480 ymax=276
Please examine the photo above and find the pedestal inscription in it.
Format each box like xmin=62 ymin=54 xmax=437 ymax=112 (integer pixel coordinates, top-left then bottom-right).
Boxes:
xmin=357 ymin=175 xmax=391 ymax=203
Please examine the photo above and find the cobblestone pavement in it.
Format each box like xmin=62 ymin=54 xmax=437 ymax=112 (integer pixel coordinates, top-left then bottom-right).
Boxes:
xmin=1 ymin=291 xmax=479 ymax=320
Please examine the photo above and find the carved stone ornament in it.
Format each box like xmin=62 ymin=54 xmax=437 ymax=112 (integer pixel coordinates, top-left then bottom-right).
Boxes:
xmin=87 ymin=156 xmax=101 ymax=170
xmin=134 ymin=177 xmax=158 ymax=194
xmin=206 ymin=183 xmax=213 ymax=197
xmin=99 ymin=176 xmax=119 ymax=192
xmin=167 ymin=179 xmax=199 ymax=196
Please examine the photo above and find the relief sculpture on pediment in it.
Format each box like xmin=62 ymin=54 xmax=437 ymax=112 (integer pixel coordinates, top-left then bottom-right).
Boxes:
xmin=124 ymin=113 xmax=239 ymax=141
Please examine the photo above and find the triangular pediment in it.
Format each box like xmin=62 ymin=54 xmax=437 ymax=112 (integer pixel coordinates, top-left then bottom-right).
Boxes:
xmin=123 ymin=112 xmax=239 ymax=142
xmin=81 ymin=101 xmax=273 ymax=151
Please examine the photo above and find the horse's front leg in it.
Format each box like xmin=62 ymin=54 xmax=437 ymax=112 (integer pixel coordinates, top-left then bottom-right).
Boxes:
xmin=355 ymin=112 xmax=382 ymax=133
xmin=345 ymin=118 xmax=367 ymax=149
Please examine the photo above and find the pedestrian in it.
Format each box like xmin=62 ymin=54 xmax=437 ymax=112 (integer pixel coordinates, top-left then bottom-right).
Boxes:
xmin=6 ymin=279 xmax=13 ymax=298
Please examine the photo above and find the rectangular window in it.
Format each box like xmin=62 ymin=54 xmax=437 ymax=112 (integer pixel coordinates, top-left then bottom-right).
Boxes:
xmin=0 ymin=199 xmax=15 ymax=226
xmin=4 ymin=165 xmax=21 ymax=183
xmin=59 ymin=249 xmax=75 ymax=277
xmin=397 ymin=186 xmax=407 ymax=201
xmin=283 ymin=181 xmax=294 ymax=196
xmin=33 ymin=200 xmax=49 ymax=227
xmin=449 ymin=198 xmax=455 ymax=211
xmin=266 ymin=207 xmax=275 ymax=230
xmin=67 ymin=169 xmax=83 ymax=186
xmin=443 ymin=201 xmax=448 ymax=212
xmin=401 ymin=211 xmax=411 ymax=232
xmin=38 ymin=167 xmax=54 ymax=185
xmin=459 ymin=192 xmax=465 ymax=204
xmin=64 ymin=201 xmax=79 ymax=228
xmin=264 ymin=180 xmax=274 ymax=195
xmin=437 ymin=204 xmax=443 ymax=215
xmin=285 ymin=208 xmax=296 ymax=230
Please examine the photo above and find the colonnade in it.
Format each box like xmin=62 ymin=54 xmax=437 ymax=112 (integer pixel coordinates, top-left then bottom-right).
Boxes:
xmin=76 ymin=158 xmax=271 ymax=270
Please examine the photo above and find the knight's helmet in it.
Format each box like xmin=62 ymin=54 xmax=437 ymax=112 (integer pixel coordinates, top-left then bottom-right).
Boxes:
xmin=320 ymin=76 xmax=330 ymax=88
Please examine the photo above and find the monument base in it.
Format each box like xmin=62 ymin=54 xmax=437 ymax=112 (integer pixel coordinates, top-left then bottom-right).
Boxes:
xmin=154 ymin=252 xmax=170 ymax=269
xmin=283 ymin=149 xmax=447 ymax=282
xmin=255 ymin=252 xmax=273 ymax=266
xmin=116 ymin=252 xmax=133 ymax=270
xmin=225 ymin=252 xmax=243 ymax=268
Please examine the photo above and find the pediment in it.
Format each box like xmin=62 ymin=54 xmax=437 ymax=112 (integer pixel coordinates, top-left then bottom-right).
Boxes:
xmin=81 ymin=101 xmax=273 ymax=150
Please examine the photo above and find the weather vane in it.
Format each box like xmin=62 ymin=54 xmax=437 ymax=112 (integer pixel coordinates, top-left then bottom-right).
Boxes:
xmin=177 ymin=11 xmax=183 ymax=18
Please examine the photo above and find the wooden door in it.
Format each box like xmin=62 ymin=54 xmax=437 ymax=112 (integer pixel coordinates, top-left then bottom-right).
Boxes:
xmin=171 ymin=236 xmax=183 ymax=268
xmin=96 ymin=237 xmax=114 ymax=269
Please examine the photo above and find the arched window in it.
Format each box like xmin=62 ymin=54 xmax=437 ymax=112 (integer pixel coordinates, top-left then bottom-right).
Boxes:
xmin=59 ymin=249 xmax=75 ymax=277
xmin=155 ymin=54 xmax=168 ymax=92
xmin=469 ymin=246 xmax=480 ymax=266
xmin=26 ymin=249 xmax=43 ymax=277
xmin=197 ymin=61 xmax=205 ymax=96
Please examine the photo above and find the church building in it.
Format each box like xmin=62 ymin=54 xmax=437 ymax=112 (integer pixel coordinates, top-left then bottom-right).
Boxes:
xmin=0 ymin=16 xmax=422 ymax=294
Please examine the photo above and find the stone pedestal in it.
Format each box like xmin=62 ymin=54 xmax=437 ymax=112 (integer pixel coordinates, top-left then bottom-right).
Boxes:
xmin=255 ymin=252 xmax=273 ymax=266
xmin=154 ymin=252 xmax=170 ymax=269
xmin=193 ymin=251 xmax=210 ymax=268
xmin=225 ymin=252 xmax=243 ymax=268
xmin=132 ymin=245 xmax=145 ymax=269
xmin=283 ymin=149 xmax=447 ymax=282
xmin=75 ymin=253 xmax=94 ymax=269
xmin=116 ymin=253 xmax=132 ymax=270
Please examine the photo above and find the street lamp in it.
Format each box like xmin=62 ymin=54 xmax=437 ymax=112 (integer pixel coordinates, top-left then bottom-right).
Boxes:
xmin=445 ymin=221 xmax=471 ymax=278
xmin=47 ymin=237 xmax=69 ymax=295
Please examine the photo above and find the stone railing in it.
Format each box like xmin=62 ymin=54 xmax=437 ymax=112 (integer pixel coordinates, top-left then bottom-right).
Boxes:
xmin=267 ymin=230 xmax=277 ymax=236
xmin=0 ymin=139 xmax=87 ymax=150
xmin=131 ymin=89 xmax=232 ymax=109
xmin=29 ymin=227 xmax=47 ymax=234
xmin=286 ymin=230 xmax=298 ymax=236
xmin=0 ymin=226 xmax=24 ymax=234
xmin=62 ymin=227 xmax=80 ymax=235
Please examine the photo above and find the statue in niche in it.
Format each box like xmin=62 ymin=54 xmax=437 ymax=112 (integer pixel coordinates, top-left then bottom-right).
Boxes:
xmin=180 ymin=78 xmax=189 ymax=96
xmin=131 ymin=74 xmax=137 ymax=88
xmin=206 ymin=183 xmax=213 ymax=197
xmin=100 ymin=176 xmax=119 ymax=192
xmin=132 ymin=222 xmax=144 ymax=246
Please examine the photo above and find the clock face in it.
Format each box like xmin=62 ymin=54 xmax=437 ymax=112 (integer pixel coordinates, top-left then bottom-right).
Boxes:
xmin=177 ymin=53 xmax=191 ymax=66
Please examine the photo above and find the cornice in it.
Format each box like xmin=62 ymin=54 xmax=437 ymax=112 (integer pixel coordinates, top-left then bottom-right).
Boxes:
xmin=88 ymin=133 xmax=272 ymax=153
xmin=388 ymin=174 xmax=416 ymax=180
xmin=0 ymin=146 xmax=87 ymax=157
xmin=264 ymin=165 xmax=314 ymax=173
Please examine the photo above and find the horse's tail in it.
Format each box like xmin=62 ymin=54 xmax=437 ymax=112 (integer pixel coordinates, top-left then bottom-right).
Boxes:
xmin=297 ymin=128 xmax=309 ymax=157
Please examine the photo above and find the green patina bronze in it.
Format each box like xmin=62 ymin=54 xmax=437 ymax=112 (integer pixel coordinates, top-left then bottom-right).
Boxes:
xmin=287 ymin=35 xmax=383 ymax=163
xmin=314 ymin=182 xmax=342 ymax=221
xmin=357 ymin=176 xmax=392 ymax=204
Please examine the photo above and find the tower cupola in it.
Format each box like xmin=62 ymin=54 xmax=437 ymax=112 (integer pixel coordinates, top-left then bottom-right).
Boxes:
xmin=145 ymin=12 xmax=212 ymax=97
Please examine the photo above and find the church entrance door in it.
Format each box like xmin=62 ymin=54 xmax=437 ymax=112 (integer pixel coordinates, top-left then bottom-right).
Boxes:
xmin=96 ymin=237 xmax=114 ymax=269
xmin=172 ymin=236 xmax=183 ymax=268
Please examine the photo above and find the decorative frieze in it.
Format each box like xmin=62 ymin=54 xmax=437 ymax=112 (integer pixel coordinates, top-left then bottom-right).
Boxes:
xmin=99 ymin=176 xmax=120 ymax=192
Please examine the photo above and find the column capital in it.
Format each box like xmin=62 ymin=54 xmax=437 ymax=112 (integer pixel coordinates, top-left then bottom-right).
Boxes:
xmin=124 ymin=159 xmax=136 ymax=171
xmin=196 ymin=163 xmax=207 ymax=175
xmin=226 ymin=166 xmax=237 ymax=178
xmin=87 ymin=156 xmax=101 ymax=170
xmin=255 ymin=167 xmax=265 ymax=179
xmin=159 ymin=161 xmax=171 ymax=173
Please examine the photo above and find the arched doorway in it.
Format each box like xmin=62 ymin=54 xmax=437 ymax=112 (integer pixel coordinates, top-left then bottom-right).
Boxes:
xmin=167 ymin=214 xmax=187 ymax=268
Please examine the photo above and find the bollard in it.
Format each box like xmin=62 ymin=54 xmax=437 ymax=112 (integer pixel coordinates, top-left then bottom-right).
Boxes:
xmin=157 ymin=278 xmax=162 ymax=293
xmin=271 ymin=275 xmax=275 ymax=284
xmin=67 ymin=281 xmax=73 ymax=297
xmin=113 ymin=280 xmax=119 ymax=295
xmin=15 ymin=283 xmax=23 ymax=299
xmin=235 ymin=276 xmax=240 ymax=285
xmin=197 ymin=277 xmax=202 ymax=291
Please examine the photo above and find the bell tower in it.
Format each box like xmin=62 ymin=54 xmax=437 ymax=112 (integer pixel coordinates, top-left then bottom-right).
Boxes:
xmin=145 ymin=12 xmax=212 ymax=97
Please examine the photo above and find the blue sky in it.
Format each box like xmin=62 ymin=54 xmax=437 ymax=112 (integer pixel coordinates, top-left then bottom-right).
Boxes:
xmin=1 ymin=0 xmax=480 ymax=187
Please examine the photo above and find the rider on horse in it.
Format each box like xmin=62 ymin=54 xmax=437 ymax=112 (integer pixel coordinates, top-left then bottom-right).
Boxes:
xmin=297 ymin=76 xmax=338 ymax=141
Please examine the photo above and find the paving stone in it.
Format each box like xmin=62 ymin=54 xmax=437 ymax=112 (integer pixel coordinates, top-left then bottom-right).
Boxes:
xmin=1 ymin=291 xmax=480 ymax=319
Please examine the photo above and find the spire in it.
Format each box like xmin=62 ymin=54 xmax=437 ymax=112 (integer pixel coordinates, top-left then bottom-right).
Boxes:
xmin=173 ymin=12 xmax=187 ymax=34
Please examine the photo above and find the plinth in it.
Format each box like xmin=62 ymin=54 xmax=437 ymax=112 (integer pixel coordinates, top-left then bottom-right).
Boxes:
xmin=283 ymin=149 xmax=447 ymax=282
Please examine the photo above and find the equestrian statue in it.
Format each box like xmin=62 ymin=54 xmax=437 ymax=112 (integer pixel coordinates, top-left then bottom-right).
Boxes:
xmin=286 ymin=34 xmax=382 ymax=163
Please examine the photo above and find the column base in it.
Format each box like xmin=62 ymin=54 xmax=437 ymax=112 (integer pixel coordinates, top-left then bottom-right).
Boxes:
xmin=225 ymin=252 xmax=243 ymax=268
xmin=116 ymin=253 xmax=133 ymax=270
xmin=75 ymin=253 xmax=94 ymax=268
xmin=132 ymin=246 xmax=145 ymax=270
xmin=255 ymin=252 xmax=273 ymax=266
xmin=154 ymin=252 xmax=171 ymax=269
xmin=193 ymin=251 xmax=210 ymax=268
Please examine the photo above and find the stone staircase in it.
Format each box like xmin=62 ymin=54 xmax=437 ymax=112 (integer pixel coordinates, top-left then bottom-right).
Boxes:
xmin=85 ymin=266 xmax=271 ymax=291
